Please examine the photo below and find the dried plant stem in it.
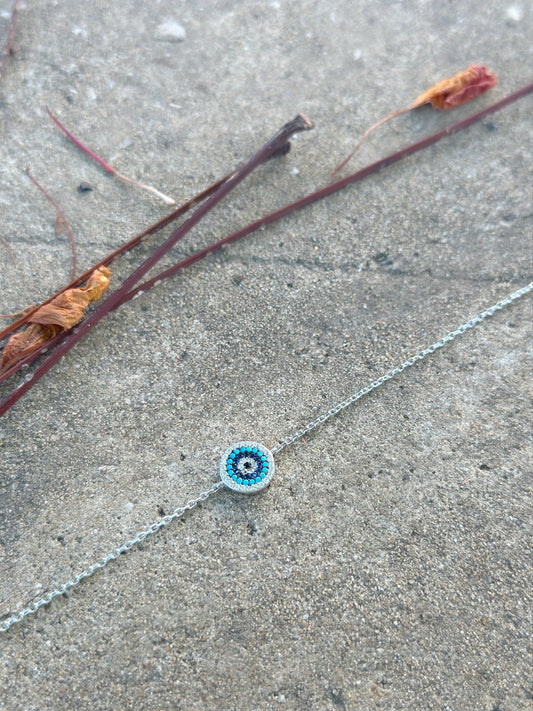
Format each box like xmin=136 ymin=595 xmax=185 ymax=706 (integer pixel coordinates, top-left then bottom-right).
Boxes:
xmin=330 ymin=107 xmax=411 ymax=177
xmin=25 ymin=169 xmax=77 ymax=280
xmin=47 ymin=108 xmax=176 ymax=206
xmin=0 ymin=114 xmax=314 ymax=416
xmin=119 ymin=81 xmax=533 ymax=306
xmin=0 ymin=0 xmax=20 ymax=81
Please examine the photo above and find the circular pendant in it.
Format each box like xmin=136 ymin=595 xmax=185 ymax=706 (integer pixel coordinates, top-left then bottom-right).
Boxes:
xmin=219 ymin=442 xmax=275 ymax=493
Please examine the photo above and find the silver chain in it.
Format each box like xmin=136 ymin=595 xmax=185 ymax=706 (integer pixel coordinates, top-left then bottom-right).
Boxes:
xmin=1 ymin=282 xmax=531 ymax=634
xmin=272 ymin=281 xmax=533 ymax=454
xmin=0 ymin=481 xmax=224 ymax=634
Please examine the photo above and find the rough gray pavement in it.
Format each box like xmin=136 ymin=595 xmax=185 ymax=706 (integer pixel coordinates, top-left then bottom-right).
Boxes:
xmin=0 ymin=2 xmax=532 ymax=709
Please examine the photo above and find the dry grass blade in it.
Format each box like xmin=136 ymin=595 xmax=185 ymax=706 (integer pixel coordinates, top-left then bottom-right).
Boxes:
xmin=25 ymin=169 xmax=77 ymax=280
xmin=47 ymin=108 xmax=176 ymax=206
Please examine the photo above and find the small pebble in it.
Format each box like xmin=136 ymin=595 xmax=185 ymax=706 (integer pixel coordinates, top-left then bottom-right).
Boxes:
xmin=506 ymin=5 xmax=523 ymax=21
xmin=78 ymin=182 xmax=93 ymax=192
xmin=157 ymin=19 xmax=186 ymax=42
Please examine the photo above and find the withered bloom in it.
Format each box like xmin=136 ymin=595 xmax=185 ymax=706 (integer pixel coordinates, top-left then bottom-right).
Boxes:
xmin=331 ymin=64 xmax=497 ymax=176
xmin=0 ymin=267 xmax=110 ymax=373
xmin=411 ymin=64 xmax=497 ymax=110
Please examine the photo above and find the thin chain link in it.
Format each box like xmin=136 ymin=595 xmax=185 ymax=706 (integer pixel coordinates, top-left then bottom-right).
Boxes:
xmin=272 ymin=282 xmax=533 ymax=454
xmin=1 ymin=282 xmax=531 ymax=634
xmin=0 ymin=481 xmax=224 ymax=634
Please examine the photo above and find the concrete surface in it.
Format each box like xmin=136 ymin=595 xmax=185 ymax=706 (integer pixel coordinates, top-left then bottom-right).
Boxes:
xmin=0 ymin=1 xmax=531 ymax=709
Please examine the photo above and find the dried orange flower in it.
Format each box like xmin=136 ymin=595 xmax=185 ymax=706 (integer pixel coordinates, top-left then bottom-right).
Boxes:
xmin=0 ymin=267 xmax=110 ymax=373
xmin=331 ymin=64 xmax=497 ymax=176
xmin=411 ymin=64 xmax=497 ymax=110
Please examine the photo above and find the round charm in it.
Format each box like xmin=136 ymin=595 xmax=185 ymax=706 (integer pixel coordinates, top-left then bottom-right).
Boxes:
xmin=219 ymin=442 xmax=275 ymax=494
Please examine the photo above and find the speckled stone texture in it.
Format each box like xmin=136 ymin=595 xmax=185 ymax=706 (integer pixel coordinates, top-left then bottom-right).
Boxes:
xmin=0 ymin=1 xmax=531 ymax=709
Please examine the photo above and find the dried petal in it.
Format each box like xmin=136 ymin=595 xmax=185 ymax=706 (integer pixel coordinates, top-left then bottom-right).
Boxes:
xmin=0 ymin=267 xmax=110 ymax=373
xmin=411 ymin=64 xmax=497 ymax=110
xmin=0 ymin=324 xmax=62 ymax=372
xmin=28 ymin=267 xmax=111 ymax=329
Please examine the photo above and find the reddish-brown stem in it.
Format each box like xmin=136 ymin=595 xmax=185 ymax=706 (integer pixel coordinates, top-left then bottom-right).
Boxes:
xmin=25 ymin=169 xmax=77 ymax=280
xmin=0 ymin=154 xmax=293 ymax=380
xmin=47 ymin=108 xmax=115 ymax=174
xmin=0 ymin=0 xmax=20 ymax=81
xmin=47 ymin=108 xmax=176 ymax=205
xmin=120 ymin=81 xmax=533 ymax=306
xmin=0 ymin=114 xmax=313 ymax=415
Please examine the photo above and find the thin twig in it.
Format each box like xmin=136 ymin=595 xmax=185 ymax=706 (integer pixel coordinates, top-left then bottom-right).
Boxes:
xmin=25 ymin=169 xmax=77 ymax=280
xmin=330 ymin=107 xmax=411 ymax=177
xmin=119 ymin=81 xmax=533 ymax=306
xmin=0 ymin=0 xmax=20 ymax=81
xmin=0 ymin=114 xmax=314 ymax=415
xmin=47 ymin=108 xmax=176 ymax=206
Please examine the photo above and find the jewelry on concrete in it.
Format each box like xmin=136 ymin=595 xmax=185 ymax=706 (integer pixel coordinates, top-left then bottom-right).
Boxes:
xmin=1 ymin=281 xmax=531 ymax=633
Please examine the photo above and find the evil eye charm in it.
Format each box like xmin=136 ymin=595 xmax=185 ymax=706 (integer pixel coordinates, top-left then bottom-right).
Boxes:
xmin=220 ymin=441 xmax=275 ymax=494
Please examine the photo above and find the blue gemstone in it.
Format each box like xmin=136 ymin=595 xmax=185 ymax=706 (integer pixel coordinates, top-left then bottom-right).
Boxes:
xmin=231 ymin=474 xmax=237 ymax=480
xmin=240 ymin=447 xmax=246 ymax=453
xmin=252 ymin=448 xmax=258 ymax=453
xmin=255 ymin=477 xmax=261 ymax=483
xmin=237 ymin=478 xmax=242 ymax=484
